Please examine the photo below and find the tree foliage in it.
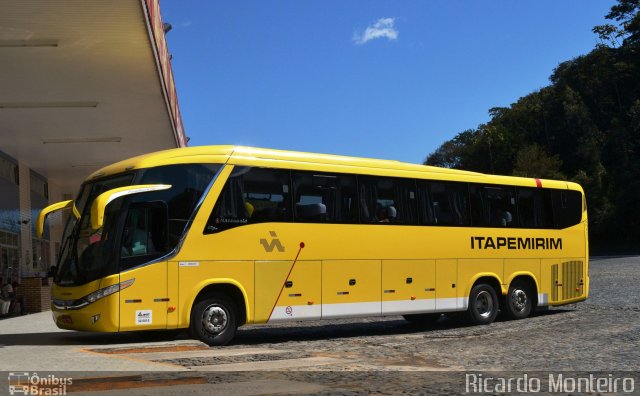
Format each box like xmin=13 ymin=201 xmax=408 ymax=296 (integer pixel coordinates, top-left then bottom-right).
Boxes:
xmin=425 ymin=0 xmax=640 ymax=253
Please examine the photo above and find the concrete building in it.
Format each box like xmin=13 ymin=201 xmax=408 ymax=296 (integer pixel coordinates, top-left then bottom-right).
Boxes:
xmin=0 ymin=0 xmax=186 ymax=305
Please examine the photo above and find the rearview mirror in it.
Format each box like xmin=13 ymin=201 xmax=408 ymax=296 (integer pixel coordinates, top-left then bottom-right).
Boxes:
xmin=90 ymin=184 xmax=171 ymax=230
xmin=37 ymin=200 xmax=80 ymax=238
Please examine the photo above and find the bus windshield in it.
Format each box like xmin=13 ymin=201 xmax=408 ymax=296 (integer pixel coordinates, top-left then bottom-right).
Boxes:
xmin=55 ymin=163 xmax=220 ymax=286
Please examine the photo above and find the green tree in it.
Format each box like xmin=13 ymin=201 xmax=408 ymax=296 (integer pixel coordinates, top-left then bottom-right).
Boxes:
xmin=512 ymin=145 xmax=565 ymax=179
xmin=424 ymin=0 xmax=640 ymax=253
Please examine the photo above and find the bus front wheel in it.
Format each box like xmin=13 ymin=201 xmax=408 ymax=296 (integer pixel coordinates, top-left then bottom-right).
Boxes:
xmin=465 ymin=284 xmax=499 ymax=325
xmin=190 ymin=293 xmax=238 ymax=346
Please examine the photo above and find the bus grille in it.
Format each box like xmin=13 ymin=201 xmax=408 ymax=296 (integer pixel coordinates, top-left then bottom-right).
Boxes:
xmin=551 ymin=261 xmax=584 ymax=302
xmin=562 ymin=260 xmax=584 ymax=300
xmin=551 ymin=264 xmax=558 ymax=302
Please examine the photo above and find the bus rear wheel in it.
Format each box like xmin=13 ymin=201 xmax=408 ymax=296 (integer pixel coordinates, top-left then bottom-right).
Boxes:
xmin=403 ymin=313 xmax=441 ymax=325
xmin=503 ymin=281 xmax=533 ymax=320
xmin=465 ymin=284 xmax=498 ymax=325
xmin=190 ymin=293 xmax=238 ymax=346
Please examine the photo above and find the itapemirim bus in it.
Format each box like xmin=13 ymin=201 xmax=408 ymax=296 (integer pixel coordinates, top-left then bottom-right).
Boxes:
xmin=38 ymin=146 xmax=588 ymax=345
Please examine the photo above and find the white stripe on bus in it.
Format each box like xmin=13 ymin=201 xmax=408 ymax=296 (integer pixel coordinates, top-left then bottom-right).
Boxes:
xmin=269 ymin=297 xmax=468 ymax=322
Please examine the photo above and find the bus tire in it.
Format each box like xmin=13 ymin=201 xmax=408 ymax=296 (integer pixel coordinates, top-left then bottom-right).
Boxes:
xmin=190 ymin=293 xmax=237 ymax=346
xmin=503 ymin=280 xmax=533 ymax=320
xmin=465 ymin=284 xmax=498 ymax=325
xmin=403 ymin=313 xmax=441 ymax=325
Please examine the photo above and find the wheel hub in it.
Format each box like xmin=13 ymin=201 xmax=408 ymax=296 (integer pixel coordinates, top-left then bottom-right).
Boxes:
xmin=510 ymin=289 xmax=528 ymax=312
xmin=475 ymin=290 xmax=494 ymax=318
xmin=202 ymin=304 xmax=228 ymax=335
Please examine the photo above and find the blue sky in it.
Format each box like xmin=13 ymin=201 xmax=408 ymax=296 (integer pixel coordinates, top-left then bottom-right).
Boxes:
xmin=161 ymin=1 xmax=616 ymax=165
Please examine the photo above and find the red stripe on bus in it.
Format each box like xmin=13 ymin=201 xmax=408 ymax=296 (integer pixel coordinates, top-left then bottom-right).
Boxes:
xmin=268 ymin=242 xmax=306 ymax=320
xmin=535 ymin=178 xmax=542 ymax=188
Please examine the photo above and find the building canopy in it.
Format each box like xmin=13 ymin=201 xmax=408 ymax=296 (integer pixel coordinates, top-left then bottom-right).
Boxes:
xmin=0 ymin=0 xmax=186 ymax=192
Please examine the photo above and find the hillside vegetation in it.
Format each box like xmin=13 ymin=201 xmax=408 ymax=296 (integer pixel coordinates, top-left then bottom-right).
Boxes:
xmin=425 ymin=0 xmax=640 ymax=253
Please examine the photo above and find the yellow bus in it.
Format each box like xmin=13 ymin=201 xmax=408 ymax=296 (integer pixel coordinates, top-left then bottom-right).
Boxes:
xmin=38 ymin=146 xmax=588 ymax=345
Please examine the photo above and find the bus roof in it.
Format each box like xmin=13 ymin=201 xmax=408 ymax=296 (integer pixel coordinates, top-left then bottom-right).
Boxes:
xmin=86 ymin=145 xmax=579 ymax=191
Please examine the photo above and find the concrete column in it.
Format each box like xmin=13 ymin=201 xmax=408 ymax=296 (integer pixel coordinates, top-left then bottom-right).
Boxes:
xmin=18 ymin=161 xmax=32 ymax=278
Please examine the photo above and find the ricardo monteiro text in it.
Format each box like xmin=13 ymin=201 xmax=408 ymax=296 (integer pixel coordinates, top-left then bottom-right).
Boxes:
xmin=471 ymin=236 xmax=562 ymax=250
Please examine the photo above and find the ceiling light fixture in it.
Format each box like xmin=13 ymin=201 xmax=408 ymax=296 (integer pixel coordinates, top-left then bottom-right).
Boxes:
xmin=42 ymin=137 xmax=122 ymax=144
xmin=71 ymin=163 xmax=108 ymax=168
xmin=0 ymin=39 xmax=59 ymax=47
xmin=0 ymin=101 xmax=98 ymax=109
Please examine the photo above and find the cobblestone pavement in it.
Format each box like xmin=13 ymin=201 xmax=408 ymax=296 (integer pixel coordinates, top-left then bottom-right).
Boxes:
xmin=1 ymin=256 xmax=639 ymax=394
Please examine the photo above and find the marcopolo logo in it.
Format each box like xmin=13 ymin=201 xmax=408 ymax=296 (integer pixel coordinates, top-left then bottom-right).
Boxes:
xmin=260 ymin=231 xmax=285 ymax=253
xmin=8 ymin=372 xmax=72 ymax=395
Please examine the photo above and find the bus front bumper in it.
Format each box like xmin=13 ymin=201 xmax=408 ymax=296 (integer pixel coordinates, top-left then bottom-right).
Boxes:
xmin=52 ymin=295 xmax=119 ymax=332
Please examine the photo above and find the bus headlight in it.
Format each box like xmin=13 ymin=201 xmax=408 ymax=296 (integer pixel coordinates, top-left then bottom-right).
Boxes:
xmin=84 ymin=278 xmax=135 ymax=304
xmin=54 ymin=278 xmax=136 ymax=310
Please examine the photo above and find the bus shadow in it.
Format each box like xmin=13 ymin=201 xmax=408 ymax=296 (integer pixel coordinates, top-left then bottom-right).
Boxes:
xmin=233 ymin=308 xmax=572 ymax=346
xmin=0 ymin=329 xmax=186 ymax=347
xmin=0 ymin=309 xmax=572 ymax=347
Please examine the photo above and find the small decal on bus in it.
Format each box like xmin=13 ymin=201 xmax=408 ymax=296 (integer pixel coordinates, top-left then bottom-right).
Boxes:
xmin=135 ymin=310 xmax=152 ymax=325
xmin=179 ymin=261 xmax=200 ymax=267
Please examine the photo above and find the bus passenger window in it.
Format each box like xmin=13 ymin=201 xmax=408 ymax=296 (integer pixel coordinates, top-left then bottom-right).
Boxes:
xmin=428 ymin=182 xmax=469 ymax=226
xmin=292 ymin=172 xmax=357 ymax=223
xmin=205 ymin=167 xmax=292 ymax=233
xmin=417 ymin=182 xmax=435 ymax=225
xmin=359 ymin=177 xmax=418 ymax=225
xmin=244 ymin=169 xmax=292 ymax=223
xmin=470 ymin=185 xmax=516 ymax=227
xmin=516 ymin=188 xmax=536 ymax=228
xmin=552 ymin=190 xmax=582 ymax=228
xmin=517 ymin=188 xmax=554 ymax=229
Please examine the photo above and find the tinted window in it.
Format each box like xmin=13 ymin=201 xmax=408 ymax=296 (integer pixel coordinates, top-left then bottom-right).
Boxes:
xmin=120 ymin=202 xmax=169 ymax=269
xmin=427 ymin=182 xmax=469 ymax=226
xmin=552 ymin=189 xmax=582 ymax=228
xmin=137 ymin=164 xmax=218 ymax=247
xmin=470 ymin=185 xmax=517 ymax=227
xmin=517 ymin=188 xmax=554 ymax=229
xmin=292 ymin=172 xmax=358 ymax=223
xmin=206 ymin=167 xmax=292 ymax=233
xmin=359 ymin=177 xmax=418 ymax=224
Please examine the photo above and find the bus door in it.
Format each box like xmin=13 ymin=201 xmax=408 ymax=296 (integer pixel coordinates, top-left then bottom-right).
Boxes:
xmin=118 ymin=202 xmax=169 ymax=330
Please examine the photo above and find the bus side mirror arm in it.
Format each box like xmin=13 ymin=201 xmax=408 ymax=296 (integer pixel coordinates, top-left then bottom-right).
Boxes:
xmin=37 ymin=200 xmax=80 ymax=239
xmin=90 ymin=184 xmax=172 ymax=230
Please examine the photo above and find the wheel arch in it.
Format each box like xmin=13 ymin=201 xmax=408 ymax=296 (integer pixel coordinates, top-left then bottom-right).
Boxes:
xmin=464 ymin=272 xmax=504 ymax=307
xmin=183 ymin=279 xmax=250 ymax=327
